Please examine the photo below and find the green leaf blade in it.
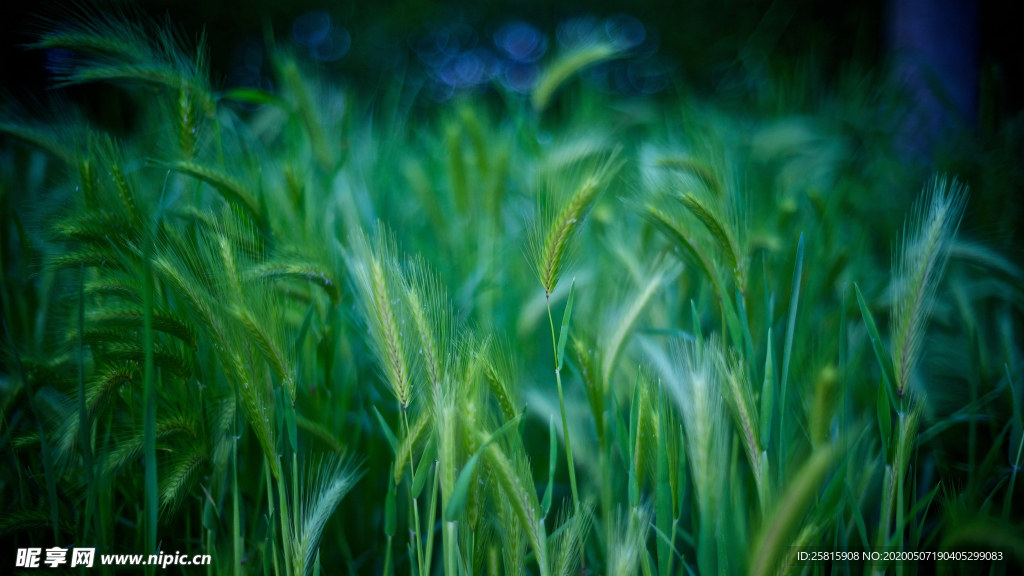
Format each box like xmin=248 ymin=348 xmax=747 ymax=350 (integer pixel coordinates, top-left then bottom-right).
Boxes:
xmin=556 ymin=279 xmax=575 ymax=370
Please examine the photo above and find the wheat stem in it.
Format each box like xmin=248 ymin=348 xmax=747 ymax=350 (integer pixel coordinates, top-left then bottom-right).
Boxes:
xmin=547 ymin=298 xmax=580 ymax=511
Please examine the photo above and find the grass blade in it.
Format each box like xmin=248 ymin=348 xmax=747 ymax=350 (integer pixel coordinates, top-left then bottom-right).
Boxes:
xmin=656 ymin=397 xmax=673 ymax=576
xmin=542 ymin=415 xmax=557 ymax=516
xmin=412 ymin=433 xmax=437 ymax=499
xmin=760 ymin=329 xmax=775 ymax=450
xmin=78 ymin=265 xmax=96 ymax=543
xmin=855 ymin=283 xmax=898 ymax=398
xmin=1005 ymin=365 xmax=1024 ymax=521
xmin=736 ymin=289 xmax=756 ymax=380
xmin=142 ymin=232 xmax=158 ymax=570
xmin=778 ymin=233 xmax=803 ymax=484
xmin=444 ymin=414 xmax=522 ymax=521
xmin=373 ymin=407 xmax=400 ymax=454
xmin=690 ymin=300 xmax=703 ymax=343
xmin=557 ymin=280 xmax=575 ymax=370
xmin=385 ymin=464 xmax=397 ymax=537
xmin=877 ymin=376 xmax=892 ymax=455
xmin=751 ymin=446 xmax=836 ymax=576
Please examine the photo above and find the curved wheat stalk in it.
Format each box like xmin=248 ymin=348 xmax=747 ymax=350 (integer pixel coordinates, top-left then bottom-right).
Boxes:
xmin=348 ymin=228 xmax=412 ymax=409
xmin=404 ymin=256 xmax=454 ymax=398
xmin=289 ymin=455 xmax=364 ymax=576
xmin=601 ymin=263 xmax=674 ymax=383
xmin=532 ymin=152 xmax=621 ymax=296
xmin=890 ymin=176 xmax=967 ymax=395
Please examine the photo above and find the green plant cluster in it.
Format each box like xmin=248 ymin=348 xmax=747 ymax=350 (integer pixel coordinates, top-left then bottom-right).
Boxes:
xmin=1 ymin=12 xmax=1022 ymax=576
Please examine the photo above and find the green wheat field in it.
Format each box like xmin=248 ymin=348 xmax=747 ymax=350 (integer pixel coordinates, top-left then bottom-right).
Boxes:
xmin=1 ymin=8 xmax=1022 ymax=576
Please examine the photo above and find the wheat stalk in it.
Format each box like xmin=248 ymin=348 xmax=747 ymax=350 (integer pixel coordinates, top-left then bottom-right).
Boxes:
xmin=532 ymin=152 xmax=620 ymax=296
xmin=349 ymin=229 xmax=413 ymax=409
xmin=890 ymin=176 xmax=967 ymax=395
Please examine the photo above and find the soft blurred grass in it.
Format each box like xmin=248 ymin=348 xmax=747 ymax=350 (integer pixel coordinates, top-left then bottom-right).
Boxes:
xmin=1 ymin=9 xmax=1023 ymax=576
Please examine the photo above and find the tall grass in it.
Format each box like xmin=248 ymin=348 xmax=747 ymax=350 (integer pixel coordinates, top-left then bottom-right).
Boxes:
xmin=1 ymin=10 xmax=1023 ymax=576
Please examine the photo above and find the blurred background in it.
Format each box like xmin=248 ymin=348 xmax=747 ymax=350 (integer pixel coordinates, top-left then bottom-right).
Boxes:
xmin=1 ymin=0 xmax=1021 ymax=138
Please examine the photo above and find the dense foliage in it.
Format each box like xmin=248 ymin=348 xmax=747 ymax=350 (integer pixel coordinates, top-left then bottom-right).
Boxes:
xmin=1 ymin=11 xmax=1022 ymax=576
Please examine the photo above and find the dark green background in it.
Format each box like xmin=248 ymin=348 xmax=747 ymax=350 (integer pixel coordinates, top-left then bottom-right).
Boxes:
xmin=1 ymin=0 xmax=1020 ymax=116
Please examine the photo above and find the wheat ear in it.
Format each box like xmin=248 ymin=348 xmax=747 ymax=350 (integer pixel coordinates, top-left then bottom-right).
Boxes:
xmin=890 ymin=176 xmax=967 ymax=395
